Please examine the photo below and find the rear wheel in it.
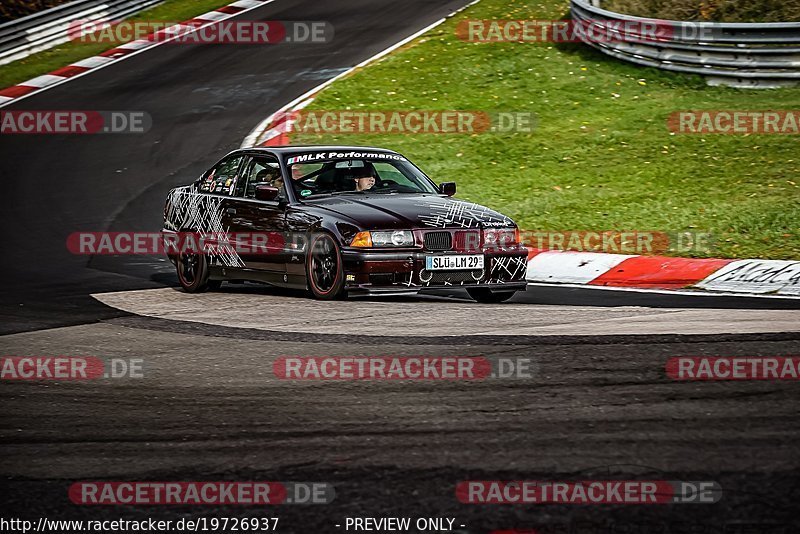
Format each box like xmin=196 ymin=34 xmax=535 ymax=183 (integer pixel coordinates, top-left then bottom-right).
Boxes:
xmin=307 ymin=233 xmax=345 ymax=300
xmin=467 ymin=288 xmax=517 ymax=303
xmin=176 ymin=252 xmax=220 ymax=293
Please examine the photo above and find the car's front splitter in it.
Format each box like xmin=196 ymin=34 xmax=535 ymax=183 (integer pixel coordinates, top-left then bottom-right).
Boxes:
xmin=341 ymin=248 xmax=528 ymax=291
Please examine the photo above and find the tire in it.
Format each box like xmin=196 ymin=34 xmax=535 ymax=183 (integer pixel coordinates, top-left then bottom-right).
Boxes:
xmin=176 ymin=252 xmax=220 ymax=293
xmin=467 ymin=288 xmax=518 ymax=303
xmin=306 ymin=233 xmax=346 ymax=300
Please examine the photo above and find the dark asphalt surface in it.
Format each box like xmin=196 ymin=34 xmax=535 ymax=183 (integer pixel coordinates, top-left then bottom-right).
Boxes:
xmin=1 ymin=0 xmax=799 ymax=532
xmin=2 ymin=323 xmax=799 ymax=532
xmin=0 ymin=0 xmax=475 ymax=333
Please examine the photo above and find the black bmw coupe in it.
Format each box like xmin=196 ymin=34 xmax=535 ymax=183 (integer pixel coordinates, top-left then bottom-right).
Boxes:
xmin=163 ymin=146 xmax=528 ymax=302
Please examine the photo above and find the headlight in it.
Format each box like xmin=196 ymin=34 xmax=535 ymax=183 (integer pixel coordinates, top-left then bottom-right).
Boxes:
xmin=372 ymin=230 xmax=415 ymax=247
xmin=351 ymin=230 xmax=414 ymax=247
xmin=483 ymin=228 xmax=520 ymax=249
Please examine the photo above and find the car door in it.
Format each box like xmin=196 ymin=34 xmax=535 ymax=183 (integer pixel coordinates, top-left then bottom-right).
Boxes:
xmin=223 ymin=154 xmax=289 ymax=277
xmin=183 ymin=153 xmax=249 ymax=269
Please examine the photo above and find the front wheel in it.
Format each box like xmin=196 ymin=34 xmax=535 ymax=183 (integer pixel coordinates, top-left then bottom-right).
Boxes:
xmin=176 ymin=252 xmax=220 ymax=293
xmin=467 ymin=288 xmax=518 ymax=303
xmin=306 ymin=233 xmax=346 ymax=300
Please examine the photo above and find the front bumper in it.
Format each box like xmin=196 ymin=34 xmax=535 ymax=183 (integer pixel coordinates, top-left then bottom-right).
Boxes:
xmin=341 ymin=248 xmax=529 ymax=293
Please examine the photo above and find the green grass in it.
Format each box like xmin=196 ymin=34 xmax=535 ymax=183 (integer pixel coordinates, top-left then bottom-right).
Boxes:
xmin=291 ymin=0 xmax=800 ymax=260
xmin=0 ymin=0 xmax=232 ymax=89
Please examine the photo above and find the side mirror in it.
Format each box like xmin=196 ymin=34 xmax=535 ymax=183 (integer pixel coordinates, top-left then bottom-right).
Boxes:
xmin=439 ymin=182 xmax=456 ymax=197
xmin=255 ymin=185 xmax=280 ymax=201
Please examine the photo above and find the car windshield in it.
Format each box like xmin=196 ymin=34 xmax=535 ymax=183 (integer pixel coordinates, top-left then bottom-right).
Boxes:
xmin=285 ymin=152 xmax=439 ymax=198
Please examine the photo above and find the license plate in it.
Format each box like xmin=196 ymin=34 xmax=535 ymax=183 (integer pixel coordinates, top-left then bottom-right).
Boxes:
xmin=425 ymin=255 xmax=484 ymax=271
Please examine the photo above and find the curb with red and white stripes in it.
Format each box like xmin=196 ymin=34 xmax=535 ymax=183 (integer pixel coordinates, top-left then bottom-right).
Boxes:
xmin=526 ymin=250 xmax=800 ymax=297
xmin=0 ymin=0 xmax=275 ymax=108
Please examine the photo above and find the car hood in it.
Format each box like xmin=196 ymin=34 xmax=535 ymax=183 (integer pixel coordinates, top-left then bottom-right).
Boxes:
xmin=302 ymin=193 xmax=515 ymax=230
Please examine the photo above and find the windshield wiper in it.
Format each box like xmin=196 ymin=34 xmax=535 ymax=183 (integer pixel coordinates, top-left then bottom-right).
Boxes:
xmin=372 ymin=188 xmax=419 ymax=194
xmin=305 ymin=190 xmax=364 ymax=198
xmin=327 ymin=191 xmax=365 ymax=196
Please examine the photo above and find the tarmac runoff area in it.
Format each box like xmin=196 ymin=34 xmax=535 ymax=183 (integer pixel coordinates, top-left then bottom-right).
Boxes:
xmin=91 ymin=287 xmax=800 ymax=337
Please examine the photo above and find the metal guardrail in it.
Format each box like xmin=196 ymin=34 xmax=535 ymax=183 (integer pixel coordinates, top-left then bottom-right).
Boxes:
xmin=570 ymin=0 xmax=800 ymax=88
xmin=0 ymin=0 xmax=163 ymax=66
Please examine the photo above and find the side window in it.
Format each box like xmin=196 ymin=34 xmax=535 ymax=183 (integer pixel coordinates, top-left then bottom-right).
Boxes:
xmin=235 ymin=156 xmax=285 ymax=200
xmin=199 ymin=155 xmax=244 ymax=195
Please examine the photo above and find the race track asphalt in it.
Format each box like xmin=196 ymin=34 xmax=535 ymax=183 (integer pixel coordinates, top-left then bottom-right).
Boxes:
xmin=2 ymin=318 xmax=799 ymax=532
xmin=1 ymin=1 xmax=799 ymax=532
xmin=0 ymin=0 xmax=475 ymax=334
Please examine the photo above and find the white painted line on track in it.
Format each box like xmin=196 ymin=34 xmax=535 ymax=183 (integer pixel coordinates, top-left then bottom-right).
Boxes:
xmin=241 ymin=0 xmax=482 ymax=147
xmin=0 ymin=0 xmax=278 ymax=108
